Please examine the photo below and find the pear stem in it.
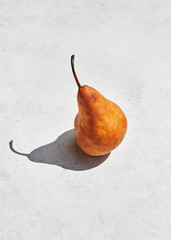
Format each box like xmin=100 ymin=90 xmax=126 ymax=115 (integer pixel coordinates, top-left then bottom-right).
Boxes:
xmin=9 ymin=140 xmax=29 ymax=157
xmin=71 ymin=55 xmax=82 ymax=89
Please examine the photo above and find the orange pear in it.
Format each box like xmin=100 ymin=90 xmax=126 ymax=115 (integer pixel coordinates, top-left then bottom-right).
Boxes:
xmin=71 ymin=55 xmax=127 ymax=156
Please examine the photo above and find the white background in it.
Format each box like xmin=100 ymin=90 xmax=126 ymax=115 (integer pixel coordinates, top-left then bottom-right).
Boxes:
xmin=0 ymin=0 xmax=171 ymax=239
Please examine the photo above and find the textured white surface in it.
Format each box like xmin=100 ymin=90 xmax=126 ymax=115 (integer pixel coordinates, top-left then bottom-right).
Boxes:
xmin=1 ymin=0 xmax=171 ymax=239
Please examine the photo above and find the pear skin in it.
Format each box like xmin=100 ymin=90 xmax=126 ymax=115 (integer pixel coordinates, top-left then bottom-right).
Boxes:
xmin=71 ymin=55 xmax=127 ymax=156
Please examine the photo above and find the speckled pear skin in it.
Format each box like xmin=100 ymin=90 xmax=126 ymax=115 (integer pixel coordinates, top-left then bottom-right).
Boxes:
xmin=74 ymin=85 xmax=127 ymax=156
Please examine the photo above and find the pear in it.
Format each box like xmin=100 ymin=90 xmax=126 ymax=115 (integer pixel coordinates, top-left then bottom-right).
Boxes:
xmin=71 ymin=55 xmax=127 ymax=156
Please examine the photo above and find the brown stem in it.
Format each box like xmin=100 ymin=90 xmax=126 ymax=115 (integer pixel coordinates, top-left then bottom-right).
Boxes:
xmin=71 ymin=55 xmax=82 ymax=89
xmin=9 ymin=140 xmax=29 ymax=157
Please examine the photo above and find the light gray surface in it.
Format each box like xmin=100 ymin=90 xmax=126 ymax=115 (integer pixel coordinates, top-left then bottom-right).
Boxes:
xmin=1 ymin=0 xmax=171 ymax=239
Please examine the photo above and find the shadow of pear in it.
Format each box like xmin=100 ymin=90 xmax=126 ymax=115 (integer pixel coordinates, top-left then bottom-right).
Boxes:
xmin=26 ymin=129 xmax=110 ymax=171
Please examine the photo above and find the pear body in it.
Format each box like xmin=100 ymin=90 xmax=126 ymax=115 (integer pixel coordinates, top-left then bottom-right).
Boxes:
xmin=74 ymin=85 xmax=127 ymax=156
